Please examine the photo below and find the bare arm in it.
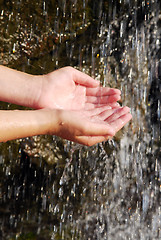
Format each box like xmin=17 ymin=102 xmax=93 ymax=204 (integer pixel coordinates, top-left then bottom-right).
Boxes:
xmin=0 ymin=65 xmax=41 ymax=108
xmin=0 ymin=109 xmax=56 ymax=142
xmin=0 ymin=107 xmax=132 ymax=146
xmin=0 ymin=66 xmax=121 ymax=110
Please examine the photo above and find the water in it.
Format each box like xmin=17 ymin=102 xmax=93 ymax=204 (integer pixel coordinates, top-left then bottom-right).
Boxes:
xmin=0 ymin=0 xmax=161 ymax=239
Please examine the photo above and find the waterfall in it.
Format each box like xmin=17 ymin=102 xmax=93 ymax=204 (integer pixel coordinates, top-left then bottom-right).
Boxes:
xmin=0 ymin=0 xmax=160 ymax=239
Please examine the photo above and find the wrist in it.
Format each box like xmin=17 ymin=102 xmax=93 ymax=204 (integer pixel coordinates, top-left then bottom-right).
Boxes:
xmin=47 ymin=109 xmax=63 ymax=136
xmin=35 ymin=108 xmax=62 ymax=136
xmin=29 ymin=75 xmax=44 ymax=109
xmin=31 ymin=73 xmax=51 ymax=109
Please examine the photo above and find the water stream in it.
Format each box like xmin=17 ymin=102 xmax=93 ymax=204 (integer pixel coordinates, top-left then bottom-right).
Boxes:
xmin=0 ymin=0 xmax=161 ymax=239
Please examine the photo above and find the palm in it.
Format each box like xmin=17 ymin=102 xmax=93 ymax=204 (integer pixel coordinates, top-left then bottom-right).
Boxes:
xmin=38 ymin=67 xmax=121 ymax=110
xmin=42 ymin=73 xmax=87 ymax=109
xmin=57 ymin=106 xmax=132 ymax=146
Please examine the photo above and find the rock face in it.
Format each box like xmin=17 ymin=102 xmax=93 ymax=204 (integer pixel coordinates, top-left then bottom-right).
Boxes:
xmin=0 ymin=0 xmax=161 ymax=239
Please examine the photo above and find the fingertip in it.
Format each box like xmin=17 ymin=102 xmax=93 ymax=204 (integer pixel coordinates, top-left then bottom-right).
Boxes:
xmin=92 ymin=79 xmax=100 ymax=87
xmin=127 ymin=112 xmax=132 ymax=120
xmin=114 ymin=89 xmax=121 ymax=95
xmin=74 ymin=69 xmax=100 ymax=87
xmin=123 ymin=106 xmax=130 ymax=112
xmin=110 ymin=94 xmax=121 ymax=103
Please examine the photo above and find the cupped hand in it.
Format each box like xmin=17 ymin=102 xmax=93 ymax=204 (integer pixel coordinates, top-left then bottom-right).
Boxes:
xmin=35 ymin=67 xmax=121 ymax=110
xmin=54 ymin=105 xmax=132 ymax=146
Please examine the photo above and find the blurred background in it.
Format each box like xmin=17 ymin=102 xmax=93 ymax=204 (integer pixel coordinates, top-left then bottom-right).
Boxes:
xmin=0 ymin=0 xmax=161 ymax=239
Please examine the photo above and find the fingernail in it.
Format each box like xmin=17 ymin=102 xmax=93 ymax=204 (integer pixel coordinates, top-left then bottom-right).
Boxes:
xmin=115 ymin=102 xmax=120 ymax=106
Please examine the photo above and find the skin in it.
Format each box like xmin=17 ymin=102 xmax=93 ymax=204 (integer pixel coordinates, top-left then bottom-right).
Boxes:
xmin=0 ymin=66 xmax=132 ymax=146
xmin=35 ymin=67 xmax=122 ymax=110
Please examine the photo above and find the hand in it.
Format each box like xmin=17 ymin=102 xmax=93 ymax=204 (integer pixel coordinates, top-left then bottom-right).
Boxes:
xmin=35 ymin=67 xmax=121 ymax=110
xmin=54 ymin=106 xmax=132 ymax=146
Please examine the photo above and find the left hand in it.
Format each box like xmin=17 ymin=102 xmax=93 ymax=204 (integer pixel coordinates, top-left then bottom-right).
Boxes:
xmin=35 ymin=66 xmax=121 ymax=110
xmin=53 ymin=105 xmax=132 ymax=146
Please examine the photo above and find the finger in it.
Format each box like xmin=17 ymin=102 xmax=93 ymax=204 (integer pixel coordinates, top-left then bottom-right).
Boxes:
xmin=84 ymin=105 xmax=112 ymax=116
xmin=86 ymin=94 xmax=121 ymax=104
xmin=106 ymin=106 xmax=130 ymax=122
xmin=94 ymin=107 xmax=122 ymax=121
xmin=107 ymin=102 xmax=121 ymax=108
xmin=84 ymin=102 xmax=121 ymax=110
xmin=72 ymin=69 xmax=100 ymax=87
xmin=86 ymin=87 xmax=121 ymax=96
xmin=110 ymin=113 xmax=132 ymax=133
xmin=80 ymin=119 xmax=115 ymax=136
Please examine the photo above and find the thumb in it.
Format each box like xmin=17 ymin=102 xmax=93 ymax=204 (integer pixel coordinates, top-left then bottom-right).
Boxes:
xmin=72 ymin=68 xmax=100 ymax=87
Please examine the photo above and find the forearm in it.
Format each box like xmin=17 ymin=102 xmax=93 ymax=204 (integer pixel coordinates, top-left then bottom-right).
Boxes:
xmin=0 ymin=109 xmax=59 ymax=142
xmin=0 ymin=65 xmax=42 ymax=108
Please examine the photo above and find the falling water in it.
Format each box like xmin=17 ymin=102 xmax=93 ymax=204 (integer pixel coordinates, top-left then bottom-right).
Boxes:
xmin=0 ymin=0 xmax=161 ymax=239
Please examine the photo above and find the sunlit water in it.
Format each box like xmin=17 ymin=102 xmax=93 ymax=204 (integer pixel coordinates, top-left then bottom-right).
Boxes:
xmin=0 ymin=0 xmax=161 ymax=239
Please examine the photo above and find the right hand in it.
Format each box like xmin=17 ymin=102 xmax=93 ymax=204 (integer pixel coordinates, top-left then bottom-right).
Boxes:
xmin=34 ymin=67 xmax=121 ymax=110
